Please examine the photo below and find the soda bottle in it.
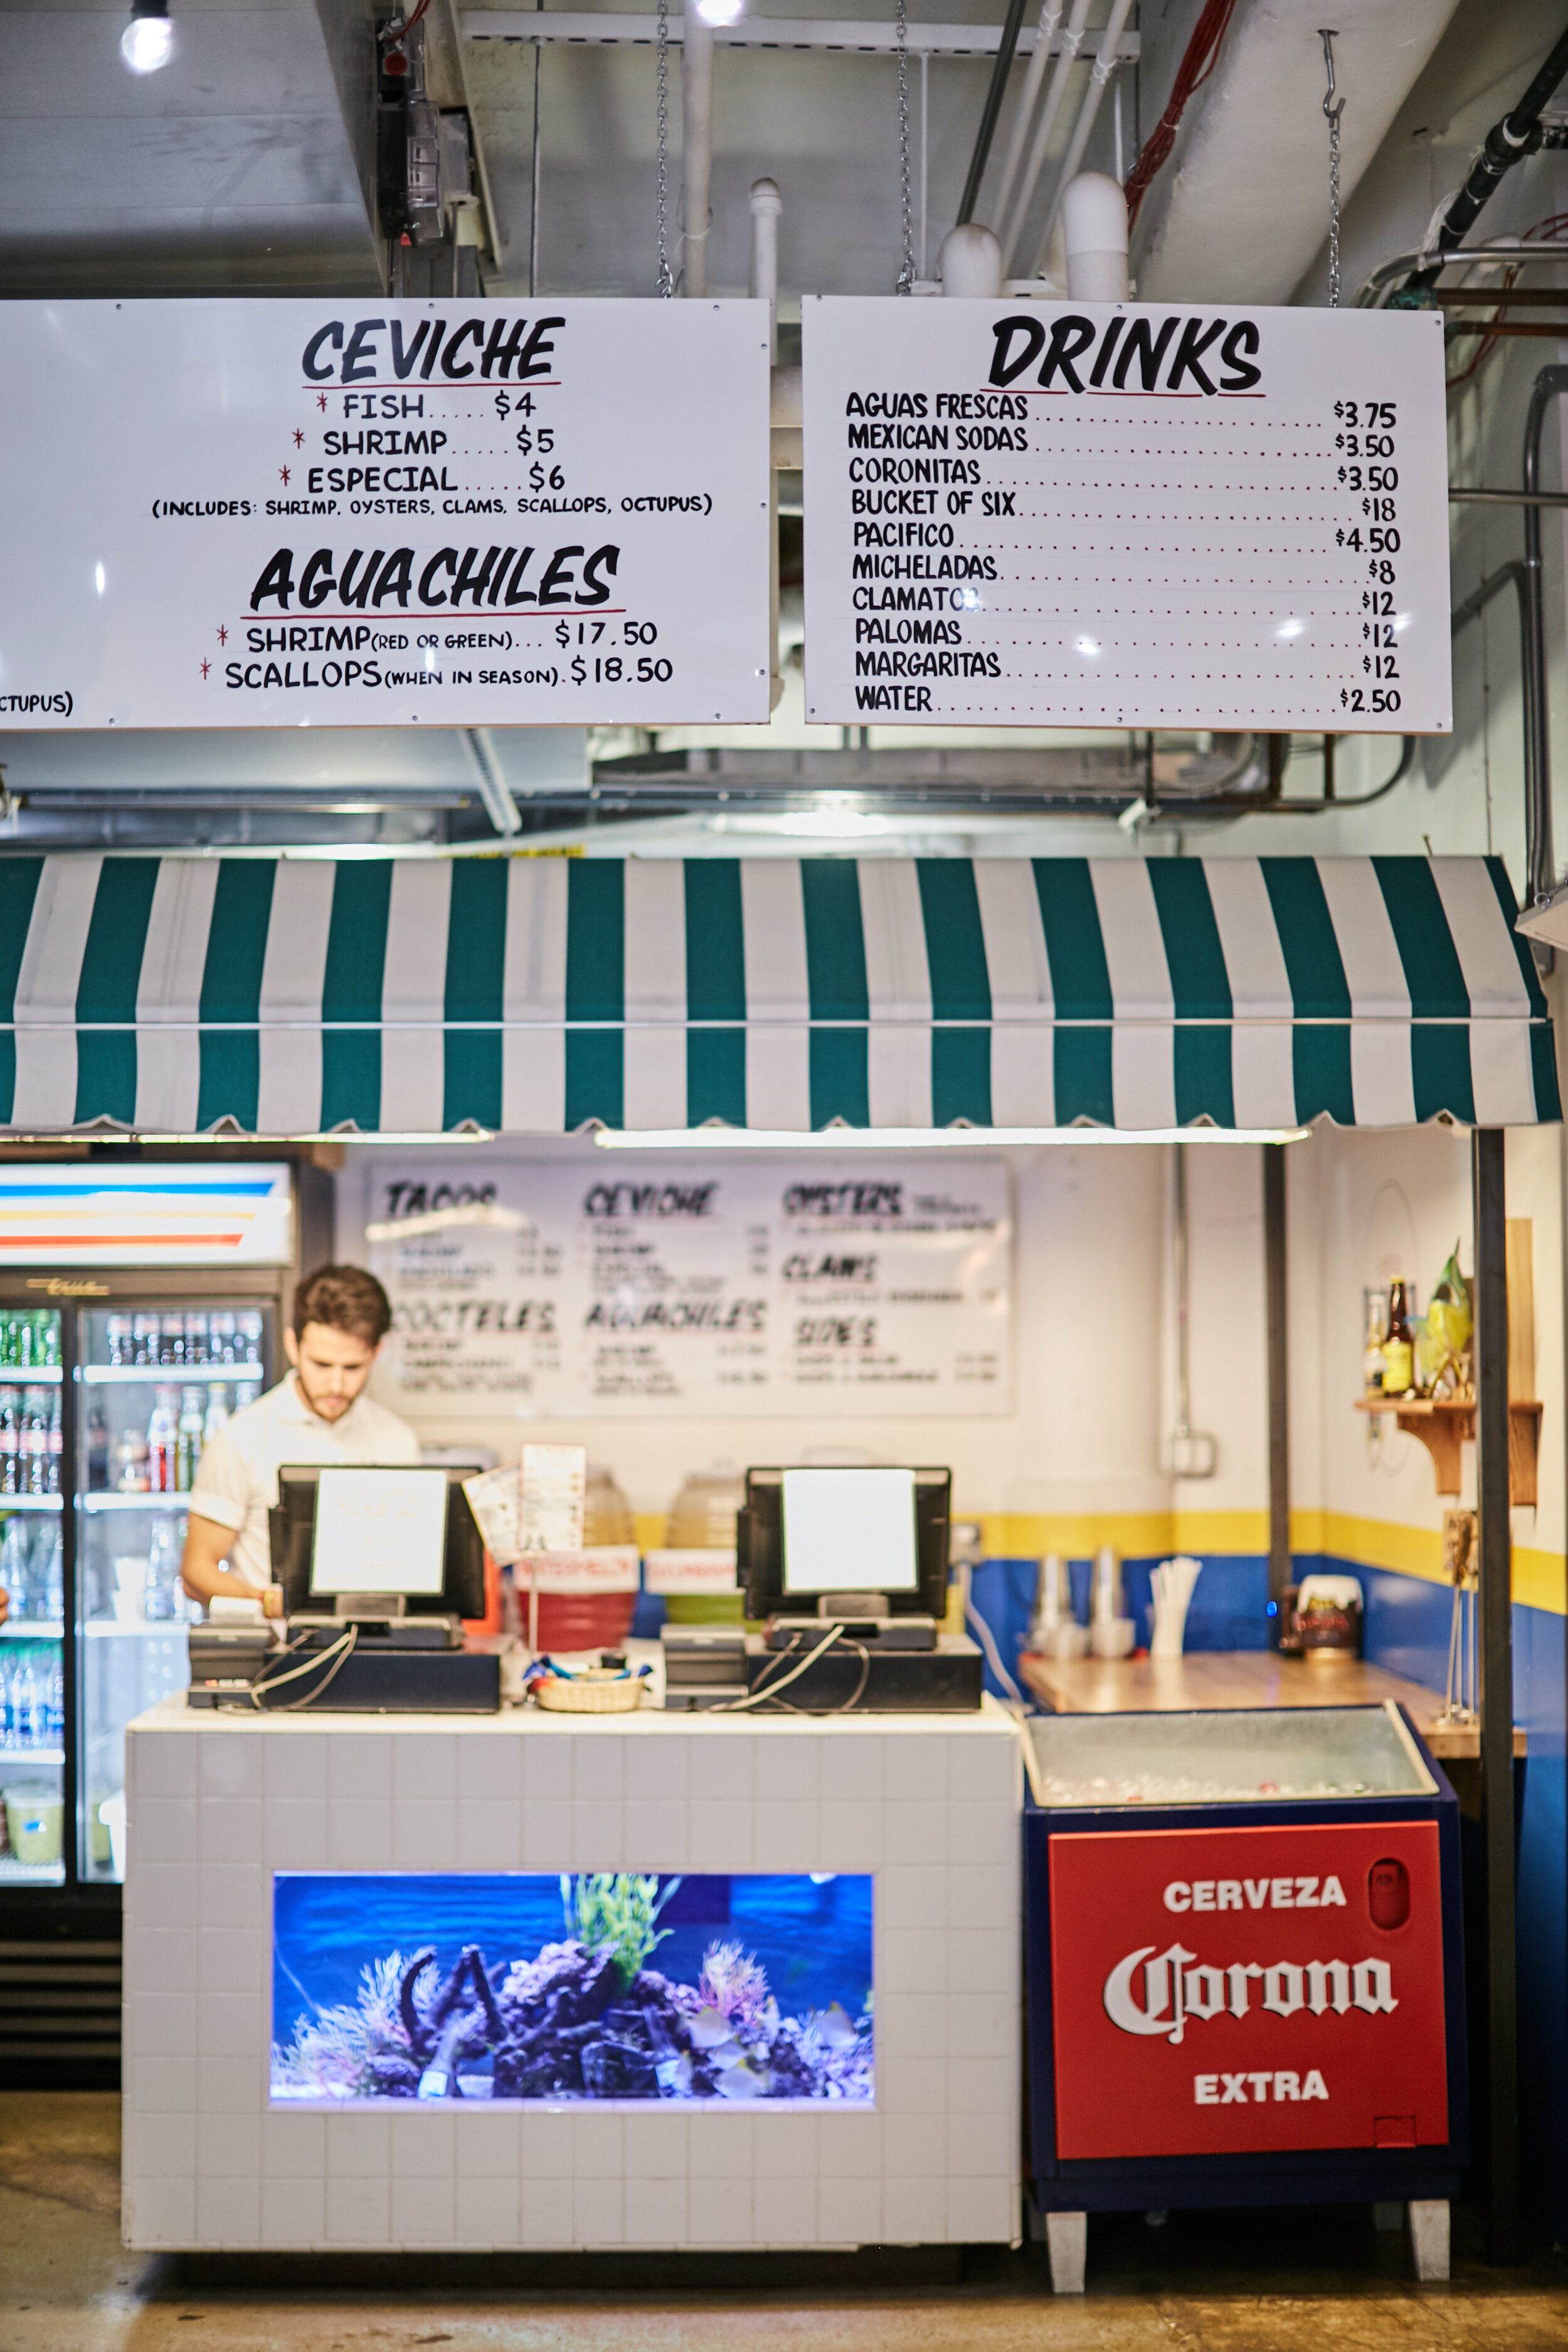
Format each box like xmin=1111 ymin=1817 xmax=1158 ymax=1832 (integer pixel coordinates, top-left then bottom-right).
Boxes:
xmin=0 ymin=1388 xmax=18 ymax=1498
xmin=46 ymin=1662 xmax=63 ymax=1748
xmin=40 ymin=1315 xmax=60 ymax=1370
xmin=20 ymin=1389 xmax=47 ymax=1498
xmin=46 ymin=1390 xmax=61 ymax=1495
xmin=203 ymin=1385 xmax=230 ymax=1445
xmin=238 ymin=1310 xmax=263 ymax=1367
xmin=160 ymin=1314 xmax=185 ymax=1369
xmin=209 ymin=1310 xmax=236 ymax=1365
xmin=176 ymin=1389 xmax=204 ymax=1493
xmin=12 ymin=1656 xmax=36 ymax=1750
xmin=186 ymin=1313 xmax=209 ymax=1366
xmin=0 ymin=1658 xmax=13 ymax=1749
xmin=146 ymin=1391 xmax=177 ymax=1494
xmin=41 ymin=1527 xmax=63 ymax=1623
xmin=132 ymin=1313 xmax=159 ymax=1367
xmin=2 ymin=1515 xmax=28 ymax=1621
xmin=105 ymin=1314 xmax=131 ymax=1368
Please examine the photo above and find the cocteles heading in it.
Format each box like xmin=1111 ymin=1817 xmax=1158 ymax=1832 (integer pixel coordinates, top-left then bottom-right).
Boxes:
xmin=301 ymin=315 xmax=566 ymax=386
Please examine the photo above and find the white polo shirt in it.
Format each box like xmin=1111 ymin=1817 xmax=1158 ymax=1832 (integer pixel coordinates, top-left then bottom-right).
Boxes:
xmin=188 ymin=1376 xmax=421 ymax=1589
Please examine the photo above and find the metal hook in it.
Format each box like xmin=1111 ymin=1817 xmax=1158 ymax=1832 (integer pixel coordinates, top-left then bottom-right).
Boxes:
xmin=1320 ymin=28 xmax=1345 ymax=126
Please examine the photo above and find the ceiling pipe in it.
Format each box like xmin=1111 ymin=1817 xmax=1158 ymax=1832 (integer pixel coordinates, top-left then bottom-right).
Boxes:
xmin=1403 ymin=24 xmax=1568 ymax=295
xmin=955 ymin=0 xmax=1032 ymax=226
xmin=997 ymin=0 xmax=1090 ymax=276
xmin=1029 ymin=0 xmax=1135 ymax=277
xmin=1061 ymin=170 xmax=1127 ymax=302
xmin=939 ymin=222 xmax=1002 ymax=295
xmin=460 ymin=726 xmax=521 ymax=834
xmin=988 ymin=0 xmax=1063 ymax=246
xmin=682 ymin=8 xmax=714 ymax=295
xmin=1522 ymin=368 xmax=1568 ymax=913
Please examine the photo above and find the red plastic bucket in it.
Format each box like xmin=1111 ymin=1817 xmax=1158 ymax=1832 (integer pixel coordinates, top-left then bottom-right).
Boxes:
xmin=532 ymin=1591 xmax=638 ymax=1654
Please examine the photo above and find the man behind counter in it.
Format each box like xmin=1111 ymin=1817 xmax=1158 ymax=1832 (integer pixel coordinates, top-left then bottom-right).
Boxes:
xmin=180 ymin=1263 xmax=420 ymax=1619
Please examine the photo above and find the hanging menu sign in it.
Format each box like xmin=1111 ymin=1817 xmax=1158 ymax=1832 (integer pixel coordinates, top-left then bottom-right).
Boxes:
xmin=801 ymin=297 xmax=1451 ymax=733
xmin=0 ymin=298 xmax=771 ymax=728
xmin=359 ymin=1157 xmax=1012 ymax=1417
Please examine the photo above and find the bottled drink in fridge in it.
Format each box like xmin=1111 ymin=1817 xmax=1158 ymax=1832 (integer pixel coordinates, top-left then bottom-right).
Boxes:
xmin=235 ymin=1382 xmax=260 ymax=1412
xmin=10 ymin=1655 xmax=39 ymax=1749
xmin=186 ymin=1312 xmax=209 ymax=1366
xmin=46 ymin=1389 xmax=61 ymax=1495
xmin=46 ymin=1662 xmax=63 ymax=1747
xmin=209 ymin=1310 xmax=236 ymax=1365
xmin=0 ymin=1387 xmax=18 ymax=1498
xmin=131 ymin=1313 xmax=159 ymax=1367
xmin=105 ymin=1313 xmax=132 ymax=1367
xmin=238 ymin=1310 xmax=263 ymax=1367
xmin=20 ymin=1389 xmax=48 ymax=1497
xmin=2 ymin=1514 xmax=29 ymax=1620
xmin=39 ymin=1526 xmax=63 ymax=1622
xmin=176 ymin=1389 xmax=204 ymax=1493
xmin=147 ymin=1389 xmax=178 ymax=1495
xmin=203 ymin=1385 xmax=230 ymax=1449
xmin=160 ymin=1314 xmax=186 ymax=1369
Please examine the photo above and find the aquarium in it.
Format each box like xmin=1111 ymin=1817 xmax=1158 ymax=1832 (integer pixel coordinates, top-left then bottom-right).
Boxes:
xmin=271 ymin=1871 xmax=874 ymax=2108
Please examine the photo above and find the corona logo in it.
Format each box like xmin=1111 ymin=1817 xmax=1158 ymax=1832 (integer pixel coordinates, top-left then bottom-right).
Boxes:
xmin=1103 ymin=1941 xmax=1399 ymax=2047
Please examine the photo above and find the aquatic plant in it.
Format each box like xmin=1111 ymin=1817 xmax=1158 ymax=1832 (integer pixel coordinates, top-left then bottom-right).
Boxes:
xmin=697 ymin=1939 xmax=770 ymax=2029
xmin=273 ymin=1951 xmax=412 ymax=2097
xmin=570 ymin=1873 xmax=678 ymax=1991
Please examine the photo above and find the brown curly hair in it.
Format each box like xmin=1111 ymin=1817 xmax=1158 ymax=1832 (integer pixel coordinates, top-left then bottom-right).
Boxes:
xmin=292 ymin=1263 xmax=393 ymax=1346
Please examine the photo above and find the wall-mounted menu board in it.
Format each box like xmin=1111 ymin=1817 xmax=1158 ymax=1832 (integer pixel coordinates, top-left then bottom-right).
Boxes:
xmin=358 ymin=1155 xmax=1012 ymax=1417
xmin=0 ymin=299 xmax=770 ymax=728
xmin=800 ymin=297 xmax=1450 ymax=733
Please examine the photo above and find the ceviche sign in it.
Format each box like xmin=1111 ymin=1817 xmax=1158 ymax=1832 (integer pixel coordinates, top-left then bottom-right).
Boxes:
xmin=1047 ymin=1823 xmax=1449 ymax=2159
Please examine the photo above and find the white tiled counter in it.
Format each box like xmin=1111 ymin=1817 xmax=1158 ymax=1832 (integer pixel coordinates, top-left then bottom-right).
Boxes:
xmin=122 ymin=1697 xmax=1022 ymax=2254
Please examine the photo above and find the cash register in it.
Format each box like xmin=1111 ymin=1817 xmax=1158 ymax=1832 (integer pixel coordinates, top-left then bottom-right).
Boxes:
xmin=662 ymin=1465 xmax=983 ymax=1712
xmin=202 ymin=1465 xmax=497 ymax=1712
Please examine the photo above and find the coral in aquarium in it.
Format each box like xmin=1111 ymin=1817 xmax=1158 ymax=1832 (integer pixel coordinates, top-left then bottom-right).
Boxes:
xmin=272 ymin=1875 xmax=874 ymax=2107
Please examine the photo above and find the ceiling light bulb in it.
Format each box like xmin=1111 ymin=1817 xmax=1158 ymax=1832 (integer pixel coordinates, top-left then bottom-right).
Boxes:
xmin=696 ymin=0 xmax=744 ymax=23
xmin=121 ymin=3 xmax=172 ymax=73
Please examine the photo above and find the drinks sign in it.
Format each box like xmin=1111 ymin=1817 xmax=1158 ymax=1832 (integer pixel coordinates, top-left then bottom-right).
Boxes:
xmin=0 ymin=300 xmax=771 ymax=728
xmin=802 ymin=298 xmax=1451 ymax=732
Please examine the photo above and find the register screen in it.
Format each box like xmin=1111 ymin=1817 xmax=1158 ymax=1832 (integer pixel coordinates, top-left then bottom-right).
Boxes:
xmin=310 ymin=1468 xmax=448 ymax=1597
xmin=780 ymin=1466 xmax=918 ymax=1596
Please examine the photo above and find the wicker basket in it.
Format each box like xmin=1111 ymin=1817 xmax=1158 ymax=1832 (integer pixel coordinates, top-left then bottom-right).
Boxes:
xmin=532 ymin=1670 xmax=647 ymax=1714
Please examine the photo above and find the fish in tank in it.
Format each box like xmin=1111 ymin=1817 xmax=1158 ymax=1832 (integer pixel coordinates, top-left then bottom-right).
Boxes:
xmin=270 ymin=1872 xmax=874 ymax=2107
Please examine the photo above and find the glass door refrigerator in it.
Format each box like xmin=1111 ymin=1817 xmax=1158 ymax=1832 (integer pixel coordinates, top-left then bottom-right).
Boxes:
xmin=0 ymin=1163 xmax=297 ymax=1931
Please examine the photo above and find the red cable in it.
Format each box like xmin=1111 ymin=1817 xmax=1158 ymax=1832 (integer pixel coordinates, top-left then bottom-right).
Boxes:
xmin=1125 ymin=0 xmax=1239 ymax=231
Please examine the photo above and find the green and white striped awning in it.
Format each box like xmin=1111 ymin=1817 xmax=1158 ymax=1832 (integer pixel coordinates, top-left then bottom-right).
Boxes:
xmin=0 ymin=853 xmax=1555 ymax=1136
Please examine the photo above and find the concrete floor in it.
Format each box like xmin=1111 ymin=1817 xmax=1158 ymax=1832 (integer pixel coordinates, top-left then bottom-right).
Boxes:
xmin=5 ymin=2095 xmax=1568 ymax=2351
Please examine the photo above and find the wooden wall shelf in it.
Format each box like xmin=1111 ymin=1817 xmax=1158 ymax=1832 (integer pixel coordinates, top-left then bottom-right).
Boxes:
xmin=1355 ymin=1396 xmax=1542 ymax=1507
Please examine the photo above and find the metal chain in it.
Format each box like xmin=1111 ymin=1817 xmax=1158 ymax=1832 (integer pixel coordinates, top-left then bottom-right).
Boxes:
xmin=895 ymin=0 xmax=914 ymax=293
xmin=655 ymin=0 xmax=674 ymax=297
xmin=1320 ymin=28 xmax=1345 ymax=308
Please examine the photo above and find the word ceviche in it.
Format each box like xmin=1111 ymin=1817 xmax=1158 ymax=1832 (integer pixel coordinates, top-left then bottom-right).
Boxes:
xmin=301 ymin=314 xmax=565 ymax=385
xmin=987 ymin=311 xmax=1263 ymax=398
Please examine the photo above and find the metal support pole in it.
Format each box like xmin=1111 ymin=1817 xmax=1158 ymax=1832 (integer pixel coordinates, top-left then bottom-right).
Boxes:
xmin=1473 ymin=1125 xmax=1518 ymax=2262
xmin=1263 ymin=1143 xmax=1290 ymax=1618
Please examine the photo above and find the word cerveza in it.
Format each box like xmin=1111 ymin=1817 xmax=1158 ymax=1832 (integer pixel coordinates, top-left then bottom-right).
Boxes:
xmin=247 ymin=544 xmax=620 ymax=612
xmin=301 ymin=314 xmax=564 ymax=385
xmin=1103 ymin=1941 xmax=1398 ymax=2045
xmin=987 ymin=312 xmax=1263 ymax=396
xmin=1163 ymin=1875 xmax=1348 ymax=1913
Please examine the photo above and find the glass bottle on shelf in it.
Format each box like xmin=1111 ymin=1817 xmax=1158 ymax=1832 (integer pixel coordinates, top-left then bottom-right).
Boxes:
xmin=131 ymin=1313 xmax=159 ymax=1367
xmin=115 ymin=1418 xmax=151 ymax=1493
xmin=2 ymin=1516 xmax=28 ymax=1621
xmin=238 ymin=1310 xmax=263 ymax=1367
xmin=105 ymin=1314 xmax=132 ymax=1368
xmin=21 ymin=1389 xmax=48 ymax=1497
xmin=1383 ymin=1278 xmax=1415 ymax=1398
xmin=176 ymin=1389 xmax=204 ymax=1493
xmin=144 ymin=1517 xmax=180 ymax=1622
xmin=11 ymin=1653 xmax=39 ymax=1749
xmin=186 ymin=1311 xmax=209 ymax=1366
xmin=0 ymin=1387 xmax=18 ymax=1498
xmin=209 ymin=1310 xmax=236 ymax=1365
xmin=203 ymin=1384 xmax=230 ymax=1445
xmin=40 ymin=1525 xmax=63 ymax=1622
xmin=147 ymin=1389 xmax=178 ymax=1494
xmin=159 ymin=1314 xmax=185 ymax=1369
xmin=46 ymin=1389 xmax=61 ymax=1495
xmin=235 ymin=1380 xmax=260 ymax=1411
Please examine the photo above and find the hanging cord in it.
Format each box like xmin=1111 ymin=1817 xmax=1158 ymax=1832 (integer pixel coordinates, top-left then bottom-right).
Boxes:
xmin=1123 ymin=0 xmax=1236 ymax=231
xmin=655 ymin=0 xmax=674 ymax=296
xmin=894 ymin=0 xmax=915 ymax=293
xmin=1321 ymin=29 xmax=1345 ymax=308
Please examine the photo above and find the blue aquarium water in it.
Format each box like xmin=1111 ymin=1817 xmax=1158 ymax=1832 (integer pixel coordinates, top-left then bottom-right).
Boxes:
xmin=270 ymin=1872 xmax=874 ymax=2109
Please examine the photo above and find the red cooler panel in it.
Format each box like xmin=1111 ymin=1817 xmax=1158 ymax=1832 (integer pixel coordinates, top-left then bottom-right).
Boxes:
xmin=1048 ymin=1822 xmax=1448 ymax=2159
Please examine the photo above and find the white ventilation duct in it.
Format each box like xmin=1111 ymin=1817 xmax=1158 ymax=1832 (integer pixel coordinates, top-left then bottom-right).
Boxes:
xmin=1131 ymin=0 xmax=1464 ymax=304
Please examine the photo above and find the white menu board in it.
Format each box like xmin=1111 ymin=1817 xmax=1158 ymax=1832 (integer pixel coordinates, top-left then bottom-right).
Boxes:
xmin=0 ymin=299 xmax=771 ymax=727
xmin=801 ymin=296 xmax=1451 ymax=732
xmin=360 ymin=1157 xmax=1011 ymax=1417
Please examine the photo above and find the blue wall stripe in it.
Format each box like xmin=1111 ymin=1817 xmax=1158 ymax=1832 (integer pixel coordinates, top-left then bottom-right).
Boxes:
xmin=565 ymin=861 xmax=625 ymax=1025
xmin=918 ymin=862 xmax=992 ymax=1022
xmin=684 ymin=862 xmax=746 ymax=1024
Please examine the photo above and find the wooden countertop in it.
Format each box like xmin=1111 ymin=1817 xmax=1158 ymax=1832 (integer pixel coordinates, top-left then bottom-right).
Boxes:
xmin=1017 ymin=1648 xmax=1524 ymax=1761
